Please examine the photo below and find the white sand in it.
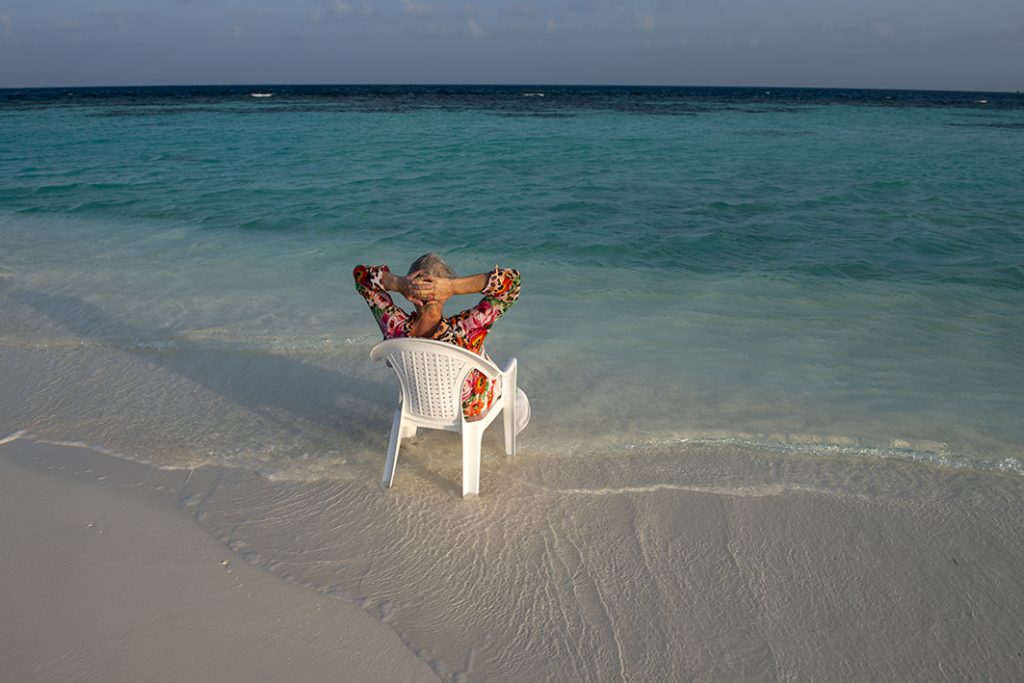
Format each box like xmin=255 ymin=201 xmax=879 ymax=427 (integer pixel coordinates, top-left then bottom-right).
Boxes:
xmin=0 ymin=440 xmax=437 ymax=683
xmin=4 ymin=436 xmax=1024 ymax=681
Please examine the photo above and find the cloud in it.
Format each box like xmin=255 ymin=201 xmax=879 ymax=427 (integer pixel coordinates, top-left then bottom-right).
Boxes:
xmin=466 ymin=16 xmax=483 ymax=35
xmin=0 ymin=15 xmax=11 ymax=35
xmin=339 ymin=1 xmax=376 ymax=17
xmin=654 ymin=0 xmax=707 ymax=9
xmin=635 ymin=13 xmax=655 ymax=31
xmin=869 ymin=18 xmax=895 ymax=38
xmin=402 ymin=0 xmax=432 ymax=15
xmin=569 ymin=0 xmax=625 ymax=12
xmin=502 ymin=2 xmax=542 ymax=18
xmin=952 ymin=22 xmax=1024 ymax=47
xmin=310 ymin=1 xmax=375 ymax=22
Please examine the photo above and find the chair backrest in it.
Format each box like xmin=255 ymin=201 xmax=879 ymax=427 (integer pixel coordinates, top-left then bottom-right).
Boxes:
xmin=370 ymin=338 xmax=501 ymax=424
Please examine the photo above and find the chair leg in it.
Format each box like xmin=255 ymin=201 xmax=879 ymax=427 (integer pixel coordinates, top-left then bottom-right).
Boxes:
xmin=400 ymin=424 xmax=417 ymax=439
xmin=502 ymin=392 xmax=516 ymax=459
xmin=382 ymin=410 xmax=404 ymax=488
xmin=461 ymin=426 xmax=482 ymax=497
xmin=500 ymin=362 xmax=518 ymax=459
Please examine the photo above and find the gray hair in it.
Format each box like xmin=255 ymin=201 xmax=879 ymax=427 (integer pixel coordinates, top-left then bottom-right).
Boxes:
xmin=408 ymin=252 xmax=456 ymax=278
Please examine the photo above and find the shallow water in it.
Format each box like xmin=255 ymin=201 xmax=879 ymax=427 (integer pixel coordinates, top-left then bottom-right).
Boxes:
xmin=2 ymin=85 xmax=1024 ymax=476
xmin=8 ymin=435 xmax=1024 ymax=681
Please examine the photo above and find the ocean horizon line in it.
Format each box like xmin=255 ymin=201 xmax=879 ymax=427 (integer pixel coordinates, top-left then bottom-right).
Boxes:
xmin=2 ymin=81 xmax=1023 ymax=96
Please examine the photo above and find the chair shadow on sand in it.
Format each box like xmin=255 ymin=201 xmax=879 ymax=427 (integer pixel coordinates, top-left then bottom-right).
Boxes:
xmin=9 ymin=288 xmax=459 ymax=483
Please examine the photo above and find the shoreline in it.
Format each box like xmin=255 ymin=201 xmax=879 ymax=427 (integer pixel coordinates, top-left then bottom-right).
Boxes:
xmin=3 ymin=434 xmax=1024 ymax=680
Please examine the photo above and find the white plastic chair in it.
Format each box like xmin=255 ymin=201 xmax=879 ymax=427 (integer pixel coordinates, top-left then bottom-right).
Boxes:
xmin=370 ymin=338 xmax=522 ymax=497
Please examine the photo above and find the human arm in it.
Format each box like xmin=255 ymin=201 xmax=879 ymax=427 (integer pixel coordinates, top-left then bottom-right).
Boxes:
xmin=402 ymin=272 xmax=484 ymax=338
xmin=406 ymin=272 xmax=490 ymax=305
xmin=352 ymin=264 xmax=412 ymax=338
xmin=431 ymin=267 xmax=521 ymax=348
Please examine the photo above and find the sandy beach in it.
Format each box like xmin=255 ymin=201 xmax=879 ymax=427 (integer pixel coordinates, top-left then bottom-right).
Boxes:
xmin=3 ymin=433 xmax=1023 ymax=681
xmin=0 ymin=438 xmax=437 ymax=683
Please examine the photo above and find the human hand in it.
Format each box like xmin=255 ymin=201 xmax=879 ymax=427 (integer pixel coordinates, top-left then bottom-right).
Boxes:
xmin=406 ymin=272 xmax=454 ymax=305
xmin=388 ymin=271 xmax=421 ymax=306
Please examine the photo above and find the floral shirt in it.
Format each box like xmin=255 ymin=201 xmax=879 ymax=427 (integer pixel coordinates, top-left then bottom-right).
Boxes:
xmin=354 ymin=264 xmax=521 ymax=418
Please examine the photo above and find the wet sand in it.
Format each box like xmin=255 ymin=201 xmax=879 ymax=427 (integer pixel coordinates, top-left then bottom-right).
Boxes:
xmin=3 ymin=434 xmax=1024 ymax=681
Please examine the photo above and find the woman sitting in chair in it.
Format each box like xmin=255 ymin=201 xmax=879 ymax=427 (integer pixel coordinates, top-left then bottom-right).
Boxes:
xmin=353 ymin=254 xmax=521 ymax=419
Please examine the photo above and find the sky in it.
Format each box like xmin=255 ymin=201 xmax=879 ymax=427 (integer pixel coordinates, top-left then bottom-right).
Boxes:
xmin=0 ymin=1 xmax=1022 ymax=91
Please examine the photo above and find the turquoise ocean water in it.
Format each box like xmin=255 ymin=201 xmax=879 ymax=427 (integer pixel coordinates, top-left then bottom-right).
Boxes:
xmin=2 ymin=85 xmax=1023 ymax=477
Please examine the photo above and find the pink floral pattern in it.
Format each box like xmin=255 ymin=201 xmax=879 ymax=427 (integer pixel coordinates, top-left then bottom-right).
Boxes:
xmin=354 ymin=264 xmax=521 ymax=418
